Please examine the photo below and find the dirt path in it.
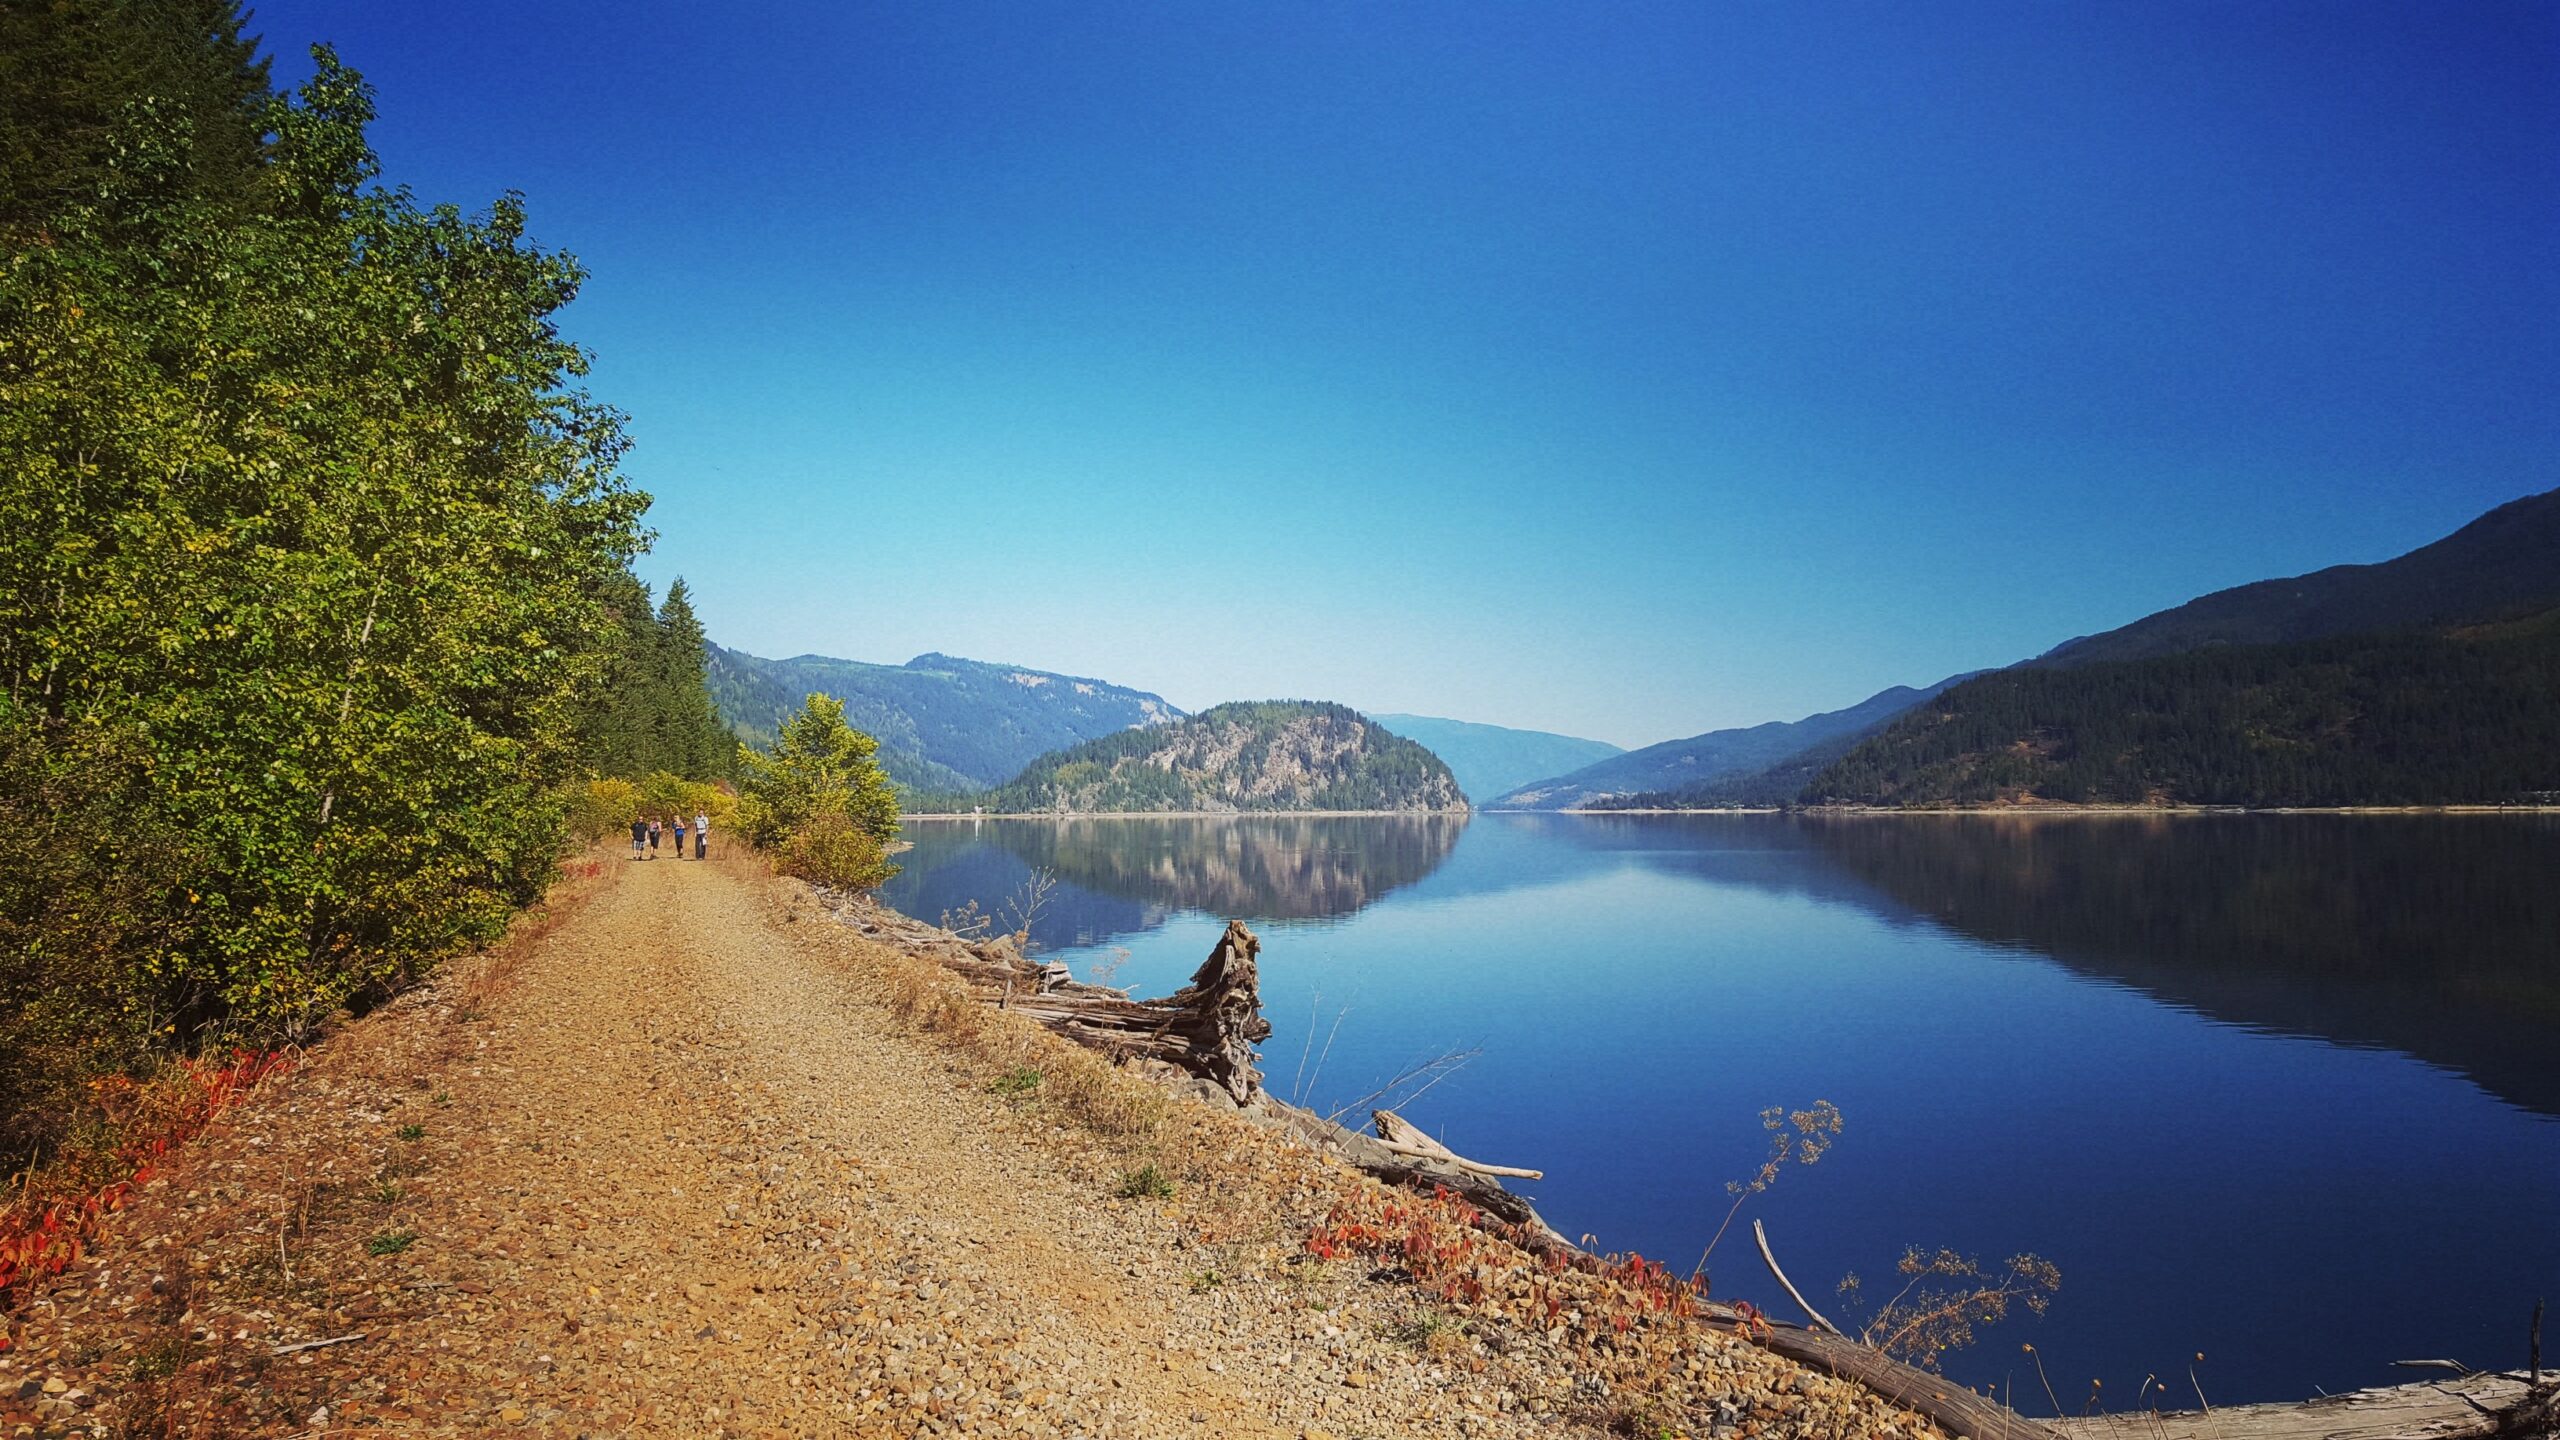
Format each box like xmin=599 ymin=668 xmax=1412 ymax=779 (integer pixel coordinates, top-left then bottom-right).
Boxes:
xmin=368 ymin=848 xmax=1349 ymax=1437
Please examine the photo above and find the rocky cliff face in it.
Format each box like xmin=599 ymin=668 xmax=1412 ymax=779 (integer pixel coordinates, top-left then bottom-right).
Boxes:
xmin=982 ymin=701 xmax=1469 ymax=813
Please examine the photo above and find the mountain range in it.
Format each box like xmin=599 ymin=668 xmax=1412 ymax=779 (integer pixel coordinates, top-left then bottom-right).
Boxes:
xmin=1586 ymin=486 xmax=2560 ymax=810
xmin=707 ymin=647 xmax=1180 ymax=793
xmin=1487 ymin=676 xmax=1975 ymax=809
xmin=1365 ymin=715 xmax=1621 ymax=802
xmin=711 ymin=487 xmax=2558 ymax=814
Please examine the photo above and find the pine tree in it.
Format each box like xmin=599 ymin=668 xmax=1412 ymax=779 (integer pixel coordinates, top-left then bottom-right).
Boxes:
xmin=653 ymin=578 xmax=732 ymax=779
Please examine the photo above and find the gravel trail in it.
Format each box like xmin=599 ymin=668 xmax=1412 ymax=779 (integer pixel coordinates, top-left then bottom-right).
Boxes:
xmin=407 ymin=849 xmax=1327 ymax=1437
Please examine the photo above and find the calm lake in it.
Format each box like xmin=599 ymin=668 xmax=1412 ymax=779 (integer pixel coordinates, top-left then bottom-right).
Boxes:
xmin=878 ymin=812 xmax=2560 ymax=1405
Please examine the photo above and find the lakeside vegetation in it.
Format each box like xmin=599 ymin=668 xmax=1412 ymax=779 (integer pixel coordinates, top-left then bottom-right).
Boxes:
xmin=0 ymin=5 xmax=737 ymax=1171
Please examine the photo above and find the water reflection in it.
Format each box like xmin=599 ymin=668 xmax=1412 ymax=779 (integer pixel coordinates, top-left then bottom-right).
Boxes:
xmin=1797 ymin=813 xmax=2560 ymax=1120
xmin=880 ymin=815 xmax=1467 ymax=951
xmin=890 ymin=811 xmax=2560 ymax=1120
xmin=877 ymin=811 xmax=2560 ymax=1398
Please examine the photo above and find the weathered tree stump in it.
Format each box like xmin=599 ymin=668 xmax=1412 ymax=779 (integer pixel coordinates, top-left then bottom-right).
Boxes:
xmin=987 ymin=919 xmax=1274 ymax=1103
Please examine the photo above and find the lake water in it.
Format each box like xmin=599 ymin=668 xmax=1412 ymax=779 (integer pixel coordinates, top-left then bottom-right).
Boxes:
xmin=878 ymin=812 xmax=2560 ymax=1405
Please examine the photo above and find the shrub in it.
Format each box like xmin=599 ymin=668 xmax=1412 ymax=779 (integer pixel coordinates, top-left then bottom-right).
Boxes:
xmin=567 ymin=778 xmax=641 ymax=841
xmin=737 ymin=695 xmax=899 ymax=848
xmin=775 ymin=812 xmax=899 ymax=892
xmin=1115 ymin=1164 xmax=1176 ymax=1200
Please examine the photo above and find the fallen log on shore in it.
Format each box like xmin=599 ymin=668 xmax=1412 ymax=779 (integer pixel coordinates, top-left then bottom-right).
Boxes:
xmin=2051 ymin=1369 xmax=2543 ymax=1440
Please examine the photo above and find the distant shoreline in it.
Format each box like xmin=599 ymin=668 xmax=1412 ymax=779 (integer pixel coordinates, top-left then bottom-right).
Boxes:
xmin=1505 ymin=803 xmax=2560 ymax=816
xmin=901 ymin=803 xmax=2560 ymax=820
xmin=900 ymin=809 xmax=1472 ymax=821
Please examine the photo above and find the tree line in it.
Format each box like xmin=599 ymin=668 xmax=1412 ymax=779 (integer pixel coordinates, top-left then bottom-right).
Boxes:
xmin=0 ymin=3 xmax=785 ymax=1158
xmin=1800 ymin=615 xmax=2560 ymax=808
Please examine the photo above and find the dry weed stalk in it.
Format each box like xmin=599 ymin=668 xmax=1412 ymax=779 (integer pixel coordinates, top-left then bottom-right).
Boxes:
xmin=1695 ymin=1099 xmax=1843 ymax=1275
xmin=1834 ymin=1248 xmax=2062 ymax=1372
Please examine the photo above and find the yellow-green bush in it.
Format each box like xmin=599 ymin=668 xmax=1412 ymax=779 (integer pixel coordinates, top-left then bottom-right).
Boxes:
xmin=637 ymin=771 xmax=737 ymax=828
xmin=775 ymin=811 xmax=899 ymax=892
xmin=567 ymin=777 xmax=641 ymax=841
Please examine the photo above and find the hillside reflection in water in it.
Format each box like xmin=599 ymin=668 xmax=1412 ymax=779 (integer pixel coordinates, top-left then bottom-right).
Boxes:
xmin=882 ymin=812 xmax=2560 ymax=1404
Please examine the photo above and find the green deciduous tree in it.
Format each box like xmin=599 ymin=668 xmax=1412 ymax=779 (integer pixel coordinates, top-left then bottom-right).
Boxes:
xmin=737 ymin=694 xmax=901 ymax=889
xmin=1 ymin=8 xmax=651 ymax=1136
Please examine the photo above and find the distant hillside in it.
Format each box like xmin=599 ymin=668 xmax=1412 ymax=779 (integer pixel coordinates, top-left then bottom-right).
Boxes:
xmin=708 ymin=647 xmax=1181 ymax=793
xmin=2035 ymin=488 xmax=2560 ymax=668
xmin=1804 ymin=611 xmax=2560 ymax=808
xmin=1804 ymin=488 xmax=2560 ymax=808
xmin=1491 ymin=677 xmax=1971 ymax=809
xmin=973 ymin=702 xmax=1468 ymax=814
xmin=1366 ymin=714 xmax=1622 ymax=801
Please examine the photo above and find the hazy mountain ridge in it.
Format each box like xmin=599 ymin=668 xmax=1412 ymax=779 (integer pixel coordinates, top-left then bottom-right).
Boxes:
xmin=973 ymin=701 xmax=1468 ymax=814
xmin=708 ymin=646 xmax=1182 ymax=792
xmin=1366 ymin=714 xmax=1623 ymax=802
xmin=1805 ymin=489 xmax=2560 ymax=807
xmin=1806 ymin=609 xmax=2560 ymax=807
xmin=2035 ymin=488 xmax=2560 ymax=668
xmin=1490 ymin=677 xmax=1972 ymax=809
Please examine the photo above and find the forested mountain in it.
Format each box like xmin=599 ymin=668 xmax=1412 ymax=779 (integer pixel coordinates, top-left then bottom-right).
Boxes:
xmin=1794 ymin=489 xmax=2560 ymax=808
xmin=708 ymin=647 xmax=1181 ymax=793
xmin=970 ymin=702 xmax=1468 ymax=814
xmin=2033 ymin=488 xmax=2560 ymax=668
xmin=1803 ymin=611 xmax=2560 ymax=807
xmin=1491 ymin=676 xmax=1971 ymax=809
xmin=1366 ymin=714 xmax=1621 ymax=801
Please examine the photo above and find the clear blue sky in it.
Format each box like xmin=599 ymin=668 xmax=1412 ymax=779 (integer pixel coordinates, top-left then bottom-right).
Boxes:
xmin=248 ymin=1 xmax=2555 ymax=747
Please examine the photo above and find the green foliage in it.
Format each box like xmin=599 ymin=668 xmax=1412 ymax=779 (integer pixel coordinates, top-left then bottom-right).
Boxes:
xmin=0 ymin=12 xmax=649 ymax=1154
xmin=987 ymin=1066 xmax=1043 ymax=1097
xmin=566 ymin=777 xmax=641 ymax=842
xmin=0 ymin=0 xmax=272 ymax=233
xmin=977 ymin=701 xmax=1468 ymax=814
xmin=364 ymin=1229 xmax=417 ymax=1256
xmin=1114 ymin=1163 xmax=1175 ymax=1200
xmin=737 ymin=693 xmax=901 ymax=892
xmin=0 ymin=718 xmax=199 ymax=1151
xmin=738 ymin=694 xmax=901 ymax=845
xmin=1805 ymin=614 xmax=2560 ymax=807
xmin=637 ymin=771 xmax=734 ymax=830
xmin=574 ymin=574 xmax=736 ymax=783
xmin=774 ymin=811 xmax=898 ymax=891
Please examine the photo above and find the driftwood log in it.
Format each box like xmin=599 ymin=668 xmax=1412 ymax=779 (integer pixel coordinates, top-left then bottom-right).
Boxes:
xmin=1003 ymin=919 xmax=1273 ymax=1102
xmin=2052 ymin=1370 xmax=2542 ymax=1440
xmin=818 ymin=893 xmax=1278 ymax=1104
xmin=1373 ymin=1108 xmax=1544 ymax=1180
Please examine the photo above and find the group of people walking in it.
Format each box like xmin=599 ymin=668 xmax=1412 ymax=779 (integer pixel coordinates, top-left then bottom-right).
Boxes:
xmin=631 ymin=811 xmax=711 ymax=861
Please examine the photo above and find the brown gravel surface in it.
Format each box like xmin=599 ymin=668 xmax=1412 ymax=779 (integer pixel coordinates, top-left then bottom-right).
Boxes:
xmin=2 ymin=848 xmax=1949 ymax=1440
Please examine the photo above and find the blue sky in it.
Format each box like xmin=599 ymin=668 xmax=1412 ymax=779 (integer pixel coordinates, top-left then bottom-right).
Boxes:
xmin=249 ymin=2 xmax=2555 ymax=747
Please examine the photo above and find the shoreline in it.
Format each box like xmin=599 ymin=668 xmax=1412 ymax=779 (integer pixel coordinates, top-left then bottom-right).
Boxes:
xmin=901 ymin=808 xmax=1473 ymax=820
xmin=1508 ymin=803 xmax=2560 ymax=817
xmin=903 ymin=803 xmax=2560 ymax=820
